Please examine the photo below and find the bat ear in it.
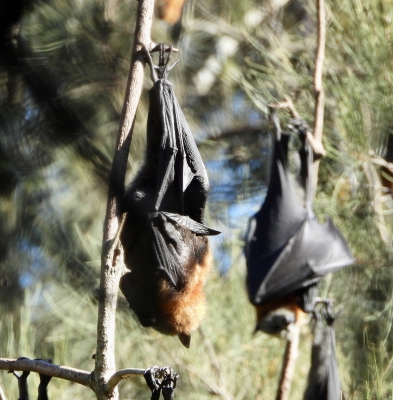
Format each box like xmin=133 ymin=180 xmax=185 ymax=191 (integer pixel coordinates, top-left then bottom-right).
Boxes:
xmin=178 ymin=333 xmax=191 ymax=348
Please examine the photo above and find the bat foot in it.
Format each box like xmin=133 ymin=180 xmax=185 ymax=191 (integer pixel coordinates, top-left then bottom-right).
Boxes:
xmin=144 ymin=366 xmax=179 ymax=400
xmin=139 ymin=42 xmax=179 ymax=82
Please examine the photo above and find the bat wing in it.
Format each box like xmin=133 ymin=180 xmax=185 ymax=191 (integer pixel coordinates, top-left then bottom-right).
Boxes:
xmin=246 ymin=131 xmax=307 ymax=302
xmin=154 ymin=80 xmax=209 ymax=212
xmin=160 ymin=212 xmax=220 ymax=236
xmin=247 ymin=116 xmax=353 ymax=305
xmin=253 ymin=217 xmax=354 ymax=304
xmin=148 ymin=213 xmax=186 ymax=288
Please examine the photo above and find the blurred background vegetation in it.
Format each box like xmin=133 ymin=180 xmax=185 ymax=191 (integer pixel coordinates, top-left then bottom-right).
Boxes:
xmin=1 ymin=0 xmax=393 ymax=398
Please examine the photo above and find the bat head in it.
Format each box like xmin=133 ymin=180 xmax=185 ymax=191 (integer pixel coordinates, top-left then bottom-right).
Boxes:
xmin=254 ymin=294 xmax=308 ymax=338
xmin=255 ymin=307 xmax=296 ymax=337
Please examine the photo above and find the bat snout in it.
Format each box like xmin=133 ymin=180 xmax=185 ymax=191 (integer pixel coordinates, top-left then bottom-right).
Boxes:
xmin=255 ymin=307 xmax=296 ymax=336
xmin=178 ymin=332 xmax=191 ymax=348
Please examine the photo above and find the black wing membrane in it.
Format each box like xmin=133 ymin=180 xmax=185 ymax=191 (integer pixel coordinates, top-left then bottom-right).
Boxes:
xmin=254 ymin=218 xmax=354 ymax=304
xmin=120 ymin=45 xmax=219 ymax=336
xmin=246 ymin=113 xmax=354 ymax=305
xmin=303 ymin=306 xmax=342 ymax=400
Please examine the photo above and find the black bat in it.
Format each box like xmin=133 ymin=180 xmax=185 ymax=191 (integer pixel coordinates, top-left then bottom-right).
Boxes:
xmin=245 ymin=113 xmax=354 ymax=334
xmin=120 ymin=44 xmax=219 ymax=348
xmin=303 ymin=304 xmax=342 ymax=400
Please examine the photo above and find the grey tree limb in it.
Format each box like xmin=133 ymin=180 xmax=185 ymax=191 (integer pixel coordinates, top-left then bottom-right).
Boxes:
xmin=93 ymin=0 xmax=155 ymax=397
xmin=105 ymin=368 xmax=145 ymax=391
xmin=0 ymin=358 xmax=92 ymax=388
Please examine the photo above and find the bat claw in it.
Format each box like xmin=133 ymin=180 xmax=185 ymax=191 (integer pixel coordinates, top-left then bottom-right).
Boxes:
xmin=144 ymin=366 xmax=179 ymax=400
xmin=140 ymin=42 xmax=180 ymax=82
xmin=288 ymin=118 xmax=309 ymax=136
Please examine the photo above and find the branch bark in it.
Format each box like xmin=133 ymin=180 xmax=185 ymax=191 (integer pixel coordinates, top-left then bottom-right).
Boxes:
xmin=311 ymin=0 xmax=327 ymax=193
xmin=275 ymin=325 xmax=300 ymax=400
xmin=1 ymin=0 xmax=162 ymax=398
xmin=93 ymin=0 xmax=155 ymax=398
xmin=105 ymin=368 xmax=145 ymax=392
xmin=0 ymin=358 xmax=92 ymax=388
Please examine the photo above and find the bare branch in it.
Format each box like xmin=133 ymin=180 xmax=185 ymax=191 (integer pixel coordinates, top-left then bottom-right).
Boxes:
xmin=93 ymin=0 xmax=155 ymax=397
xmin=105 ymin=368 xmax=145 ymax=391
xmin=275 ymin=325 xmax=300 ymax=400
xmin=311 ymin=0 xmax=327 ymax=192
xmin=369 ymin=154 xmax=393 ymax=173
xmin=269 ymin=97 xmax=301 ymax=119
xmin=0 ymin=358 xmax=92 ymax=388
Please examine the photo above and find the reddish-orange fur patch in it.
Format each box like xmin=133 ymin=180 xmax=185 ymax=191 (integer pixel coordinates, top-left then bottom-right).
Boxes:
xmin=158 ymin=247 xmax=213 ymax=336
xmin=255 ymin=294 xmax=308 ymax=327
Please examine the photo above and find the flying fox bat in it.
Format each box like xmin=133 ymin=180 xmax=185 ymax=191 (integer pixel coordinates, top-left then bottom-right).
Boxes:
xmin=303 ymin=304 xmax=342 ymax=400
xmin=245 ymin=113 xmax=354 ymax=335
xmin=120 ymin=44 xmax=220 ymax=348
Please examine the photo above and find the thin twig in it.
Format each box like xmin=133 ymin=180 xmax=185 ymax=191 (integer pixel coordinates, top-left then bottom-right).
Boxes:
xmin=275 ymin=325 xmax=300 ymax=400
xmin=0 ymin=385 xmax=7 ymax=400
xmin=105 ymin=368 xmax=145 ymax=391
xmin=0 ymin=358 xmax=92 ymax=388
xmin=311 ymin=0 xmax=327 ymax=192
xmin=313 ymin=0 xmax=326 ymax=146
xmin=94 ymin=0 xmax=155 ymax=397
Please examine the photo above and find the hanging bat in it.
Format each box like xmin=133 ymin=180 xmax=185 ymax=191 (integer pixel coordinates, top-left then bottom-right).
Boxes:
xmin=303 ymin=304 xmax=342 ymax=400
xmin=245 ymin=113 xmax=354 ymax=335
xmin=120 ymin=44 xmax=220 ymax=348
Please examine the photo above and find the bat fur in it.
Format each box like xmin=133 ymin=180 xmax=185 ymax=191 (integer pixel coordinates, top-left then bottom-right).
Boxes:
xmin=120 ymin=44 xmax=219 ymax=347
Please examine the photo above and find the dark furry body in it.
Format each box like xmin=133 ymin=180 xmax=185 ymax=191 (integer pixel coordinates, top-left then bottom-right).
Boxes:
xmin=120 ymin=77 xmax=215 ymax=344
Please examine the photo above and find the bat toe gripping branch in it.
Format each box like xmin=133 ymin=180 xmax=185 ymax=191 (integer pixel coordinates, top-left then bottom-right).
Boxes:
xmin=312 ymin=297 xmax=338 ymax=325
xmin=8 ymin=357 xmax=52 ymax=400
xmin=8 ymin=357 xmax=30 ymax=400
xmin=144 ymin=366 xmax=179 ymax=400
xmin=138 ymin=42 xmax=179 ymax=83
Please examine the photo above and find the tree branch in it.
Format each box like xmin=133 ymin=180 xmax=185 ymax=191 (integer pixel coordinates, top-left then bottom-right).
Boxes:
xmin=105 ymin=368 xmax=145 ymax=391
xmin=0 ymin=358 xmax=92 ymax=388
xmin=311 ymin=0 xmax=327 ymax=193
xmin=93 ymin=0 xmax=155 ymax=398
xmin=313 ymin=0 xmax=326 ymax=147
xmin=275 ymin=325 xmax=300 ymax=400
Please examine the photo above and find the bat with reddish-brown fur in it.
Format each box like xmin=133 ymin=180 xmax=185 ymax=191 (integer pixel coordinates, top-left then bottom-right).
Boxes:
xmin=245 ymin=113 xmax=353 ymax=336
xmin=120 ymin=44 xmax=219 ymax=348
